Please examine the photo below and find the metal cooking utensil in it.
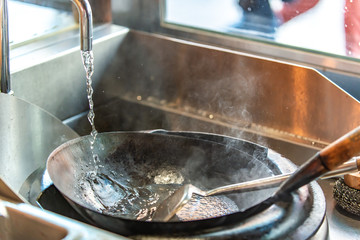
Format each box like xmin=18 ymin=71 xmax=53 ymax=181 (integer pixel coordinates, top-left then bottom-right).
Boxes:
xmin=153 ymin=126 xmax=360 ymax=222
xmin=153 ymin=157 xmax=360 ymax=221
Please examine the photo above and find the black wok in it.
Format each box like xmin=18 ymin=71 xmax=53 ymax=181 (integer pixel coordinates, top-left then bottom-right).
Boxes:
xmin=46 ymin=131 xmax=308 ymax=236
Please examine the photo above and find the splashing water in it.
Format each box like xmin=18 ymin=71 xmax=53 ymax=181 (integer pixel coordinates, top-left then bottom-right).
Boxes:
xmin=77 ymin=172 xmax=239 ymax=221
xmin=78 ymin=172 xmax=169 ymax=220
xmin=81 ymin=50 xmax=99 ymax=162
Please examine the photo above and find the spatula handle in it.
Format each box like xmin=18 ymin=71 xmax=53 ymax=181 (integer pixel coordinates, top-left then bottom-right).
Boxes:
xmin=320 ymin=126 xmax=360 ymax=169
xmin=275 ymin=126 xmax=360 ymax=197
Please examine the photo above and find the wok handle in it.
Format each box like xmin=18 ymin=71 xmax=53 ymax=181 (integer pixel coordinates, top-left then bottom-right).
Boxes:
xmin=320 ymin=126 xmax=360 ymax=169
xmin=275 ymin=126 xmax=360 ymax=197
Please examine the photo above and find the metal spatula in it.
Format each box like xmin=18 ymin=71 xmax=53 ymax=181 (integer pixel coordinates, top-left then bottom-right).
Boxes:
xmin=153 ymin=126 xmax=360 ymax=222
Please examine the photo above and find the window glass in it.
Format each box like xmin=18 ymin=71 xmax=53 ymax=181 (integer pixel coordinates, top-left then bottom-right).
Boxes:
xmin=9 ymin=0 xmax=74 ymax=47
xmin=163 ymin=0 xmax=360 ymax=59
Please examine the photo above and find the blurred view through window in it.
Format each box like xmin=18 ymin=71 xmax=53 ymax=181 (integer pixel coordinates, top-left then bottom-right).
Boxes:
xmin=9 ymin=0 xmax=74 ymax=47
xmin=164 ymin=0 xmax=360 ymax=60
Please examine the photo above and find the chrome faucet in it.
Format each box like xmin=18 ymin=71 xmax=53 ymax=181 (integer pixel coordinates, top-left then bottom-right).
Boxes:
xmin=0 ymin=0 xmax=10 ymax=94
xmin=71 ymin=0 xmax=93 ymax=52
xmin=0 ymin=0 xmax=93 ymax=94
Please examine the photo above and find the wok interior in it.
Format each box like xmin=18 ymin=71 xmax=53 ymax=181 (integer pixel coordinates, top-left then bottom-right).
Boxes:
xmin=47 ymin=132 xmax=277 ymax=222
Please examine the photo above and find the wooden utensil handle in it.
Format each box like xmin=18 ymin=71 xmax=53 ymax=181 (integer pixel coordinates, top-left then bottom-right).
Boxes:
xmin=320 ymin=126 xmax=360 ymax=170
xmin=275 ymin=126 xmax=360 ymax=197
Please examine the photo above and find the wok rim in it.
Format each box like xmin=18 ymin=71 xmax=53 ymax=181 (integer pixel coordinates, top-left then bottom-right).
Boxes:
xmin=46 ymin=130 xmax=325 ymax=236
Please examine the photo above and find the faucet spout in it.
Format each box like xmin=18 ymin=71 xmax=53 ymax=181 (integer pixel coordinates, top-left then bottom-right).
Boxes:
xmin=0 ymin=0 xmax=93 ymax=94
xmin=71 ymin=0 xmax=93 ymax=52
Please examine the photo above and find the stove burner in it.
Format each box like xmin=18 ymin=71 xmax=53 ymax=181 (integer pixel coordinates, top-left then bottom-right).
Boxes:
xmin=37 ymin=184 xmax=87 ymax=223
xmin=37 ymin=182 xmax=326 ymax=239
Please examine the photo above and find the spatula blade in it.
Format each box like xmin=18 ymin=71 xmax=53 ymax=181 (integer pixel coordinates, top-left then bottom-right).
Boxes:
xmin=152 ymin=184 xmax=194 ymax=221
